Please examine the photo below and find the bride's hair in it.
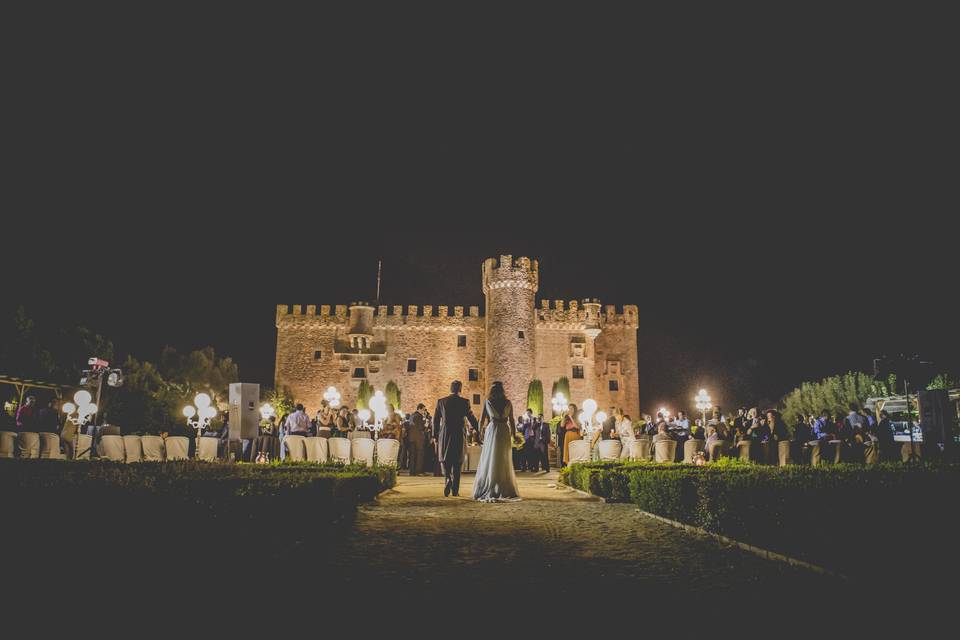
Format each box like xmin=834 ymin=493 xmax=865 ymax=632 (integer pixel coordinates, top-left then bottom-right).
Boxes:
xmin=488 ymin=382 xmax=508 ymax=412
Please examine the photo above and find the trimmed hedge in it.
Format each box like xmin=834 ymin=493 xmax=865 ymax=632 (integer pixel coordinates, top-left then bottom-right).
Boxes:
xmin=562 ymin=461 xmax=960 ymax=576
xmin=0 ymin=459 xmax=396 ymax=568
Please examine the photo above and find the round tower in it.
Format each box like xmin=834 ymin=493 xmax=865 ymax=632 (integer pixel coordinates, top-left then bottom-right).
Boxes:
xmin=482 ymin=255 xmax=539 ymax=410
xmin=347 ymin=301 xmax=375 ymax=351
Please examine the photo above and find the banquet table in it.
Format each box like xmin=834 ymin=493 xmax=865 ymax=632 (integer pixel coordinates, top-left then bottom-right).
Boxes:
xmin=249 ymin=435 xmax=280 ymax=462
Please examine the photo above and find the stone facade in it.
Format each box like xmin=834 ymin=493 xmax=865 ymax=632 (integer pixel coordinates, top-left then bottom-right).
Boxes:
xmin=275 ymin=256 xmax=639 ymax=418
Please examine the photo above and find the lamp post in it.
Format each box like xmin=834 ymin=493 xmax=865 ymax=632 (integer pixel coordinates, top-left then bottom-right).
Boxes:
xmin=323 ymin=386 xmax=341 ymax=409
xmin=695 ymin=389 xmax=712 ymax=432
xmin=62 ymin=390 xmax=98 ymax=459
xmin=551 ymin=392 xmax=568 ymax=418
xmin=183 ymin=393 xmax=218 ymax=456
xmin=369 ymin=391 xmax=388 ymax=440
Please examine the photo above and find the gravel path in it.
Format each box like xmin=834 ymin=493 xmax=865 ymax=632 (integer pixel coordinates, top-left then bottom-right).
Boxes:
xmin=304 ymin=472 xmax=858 ymax=632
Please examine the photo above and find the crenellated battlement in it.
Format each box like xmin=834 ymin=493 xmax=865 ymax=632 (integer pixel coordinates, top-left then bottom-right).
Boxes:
xmin=276 ymin=302 xmax=484 ymax=328
xmin=536 ymin=300 xmax=638 ymax=329
xmin=482 ymin=254 xmax=539 ymax=293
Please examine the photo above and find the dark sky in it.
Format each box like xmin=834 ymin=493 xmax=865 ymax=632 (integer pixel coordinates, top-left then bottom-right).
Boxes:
xmin=3 ymin=10 xmax=955 ymax=413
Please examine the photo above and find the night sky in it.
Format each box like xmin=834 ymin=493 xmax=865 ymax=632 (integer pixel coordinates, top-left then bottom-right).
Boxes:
xmin=3 ymin=16 xmax=954 ymax=413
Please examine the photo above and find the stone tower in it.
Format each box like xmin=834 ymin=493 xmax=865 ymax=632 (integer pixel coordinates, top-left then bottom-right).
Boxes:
xmin=482 ymin=255 xmax=539 ymax=410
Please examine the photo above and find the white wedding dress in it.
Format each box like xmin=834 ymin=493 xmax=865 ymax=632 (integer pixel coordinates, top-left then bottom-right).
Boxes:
xmin=472 ymin=399 xmax=521 ymax=502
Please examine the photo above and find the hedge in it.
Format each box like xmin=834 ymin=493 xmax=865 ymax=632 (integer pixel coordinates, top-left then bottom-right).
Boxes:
xmin=561 ymin=460 xmax=960 ymax=576
xmin=0 ymin=459 xmax=396 ymax=570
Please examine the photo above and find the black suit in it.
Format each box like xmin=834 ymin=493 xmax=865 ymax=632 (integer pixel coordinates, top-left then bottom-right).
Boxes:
xmin=406 ymin=412 xmax=428 ymax=475
xmin=434 ymin=394 xmax=479 ymax=496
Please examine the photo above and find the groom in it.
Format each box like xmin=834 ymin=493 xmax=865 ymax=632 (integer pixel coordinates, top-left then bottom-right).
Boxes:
xmin=434 ymin=380 xmax=479 ymax=497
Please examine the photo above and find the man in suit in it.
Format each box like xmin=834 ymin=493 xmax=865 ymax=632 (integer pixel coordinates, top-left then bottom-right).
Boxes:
xmin=434 ymin=381 xmax=479 ymax=497
xmin=406 ymin=403 xmax=428 ymax=476
xmin=534 ymin=413 xmax=551 ymax=472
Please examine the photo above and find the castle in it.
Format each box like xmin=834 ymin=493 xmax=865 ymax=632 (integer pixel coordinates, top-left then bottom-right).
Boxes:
xmin=274 ymin=256 xmax=639 ymax=418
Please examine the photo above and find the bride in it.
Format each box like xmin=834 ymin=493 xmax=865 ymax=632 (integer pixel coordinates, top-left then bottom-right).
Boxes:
xmin=472 ymin=381 xmax=521 ymax=502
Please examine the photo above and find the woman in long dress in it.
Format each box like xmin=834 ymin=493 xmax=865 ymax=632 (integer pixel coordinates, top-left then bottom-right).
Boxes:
xmin=472 ymin=382 xmax=521 ymax=502
xmin=561 ymin=404 xmax=582 ymax=465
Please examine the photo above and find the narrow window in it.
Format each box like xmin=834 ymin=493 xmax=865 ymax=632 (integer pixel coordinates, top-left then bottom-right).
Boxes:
xmin=457 ymin=335 xmax=467 ymax=347
xmin=609 ymin=380 xmax=619 ymax=392
xmin=353 ymin=367 xmax=366 ymax=379
xmin=314 ymin=350 xmax=322 ymax=360
xmin=473 ymin=394 xmax=481 ymax=405
xmin=468 ymin=368 xmax=479 ymax=382
xmin=407 ymin=359 xmax=417 ymax=373
xmin=572 ymin=366 xmax=584 ymax=379
xmin=518 ymin=331 xmax=525 ymax=340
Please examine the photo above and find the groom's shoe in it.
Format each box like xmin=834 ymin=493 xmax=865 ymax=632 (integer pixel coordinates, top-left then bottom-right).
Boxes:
xmin=444 ymin=481 xmax=451 ymax=497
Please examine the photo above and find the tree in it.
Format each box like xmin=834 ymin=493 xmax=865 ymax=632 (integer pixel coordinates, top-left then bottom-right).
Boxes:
xmin=551 ymin=377 xmax=571 ymax=403
xmin=385 ymin=380 xmax=401 ymax=410
xmin=780 ymin=371 xmax=891 ymax=425
xmin=927 ymin=373 xmax=959 ymax=391
xmin=356 ymin=380 xmax=374 ymax=410
xmin=527 ymin=379 xmax=544 ymax=415
xmin=264 ymin=386 xmax=295 ymax=420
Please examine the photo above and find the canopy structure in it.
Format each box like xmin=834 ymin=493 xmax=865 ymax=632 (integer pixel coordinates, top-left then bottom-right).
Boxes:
xmin=0 ymin=374 xmax=72 ymax=406
xmin=865 ymin=389 xmax=960 ymax=415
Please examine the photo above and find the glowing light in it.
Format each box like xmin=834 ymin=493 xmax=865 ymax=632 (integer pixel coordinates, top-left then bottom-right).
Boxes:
xmin=183 ymin=405 xmax=196 ymax=418
xmin=358 ymin=408 xmax=371 ymax=423
xmin=194 ymin=393 xmax=211 ymax=409
xmin=658 ymin=407 xmax=670 ymax=419
xmin=323 ymin=386 xmax=342 ymax=408
xmin=74 ymin=390 xmax=92 ymax=406
xmin=595 ymin=411 xmax=608 ymax=425
xmin=260 ymin=403 xmax=275 ymax=420
xmin=62 ymin=402 xmax=76 ymax=415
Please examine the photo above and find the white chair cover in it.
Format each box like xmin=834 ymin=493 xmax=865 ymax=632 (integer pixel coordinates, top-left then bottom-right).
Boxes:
xmin=0 ymin=431 xmax=17 ymax=459
xmin=619 ymin=438 xmax=634 ymax=460
xmin=74 ymin=433 xmax=93 ymax=459
xmin=305 ymin=437 xmax=329 ymax=462
xmin=778 ymin=440 xmax=792 ymax=466
xmin=328 ymin=437 xmax=352 ymax=464
xmin=122 ymin=435 xmax=143 ymax=463
xmin=39 ymin=433 xmax=63 ymax=459
xmin=654 ymin=440 xmax=677 ymax=463
xmin=737 ymin=439 xmax=753 ymax=462
xmin=164 ymin=436 xmax=189 ymax=460
xmin=683 ymin=439 xmax=705 ymax=464
xmin=706 ymin=440 xmax=726 ymax=462
xmin=597 ymin=440 xmax=622 ymax=461
xmin=901 ymin=442 xmax=921 ymax=462
xmin=98 ymin=435 xmax=126 ymax=461
xmin=140 ymin=435 xmax=166 ymax=461
xmin=283 ymin=435 xmax=307 ymax=461
xmin=197 ymin=437 xmax=219 ymax=461
xmin=351 ymin=438 xmax=375 ymax=466
xmin=17 ymin=432 xmax=40 ymax=459
xmin=629 ymin=439 xmax=651 ymax=461
xmin=463 ymin=444 xmax=482 ymax=471
xmin=376 ymin=438 xmax=400 ymax=466
xmin=567 ymin=439 xmax=591 ymax=463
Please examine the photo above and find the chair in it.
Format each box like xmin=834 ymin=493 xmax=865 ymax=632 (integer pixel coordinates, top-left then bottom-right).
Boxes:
xmin=597 ymin=440 xmax=622 ymax=461
xmin=901 ymin=442 xmax=922 ymax=462
xmin=464 ymin=444 xmax=482 ymax=471
xmin=706 ymin=439 xmax=727 ymax=461
xmin=283 ymin=435 xmax=307 ymax=461
xmin=98 ymin=435 xmax=126 ymax=461
xmin=567 ymin=439 xmax=591 ymax=463
xmin=16 ymin=432 xmax=40 ymax=459
xmin=197 ymin=437 xmax=219 ymax=461
xmin=778 ymin=440 xmax=792 ymax=466
xmin=305 ymin=437 xmax=329 ymax=463
xmin=376 ymin=438 xmax=400 ymax=466
xmin=863 ymin=441 xmax=879 ymax=465
xmin=328 ymin=437 xmax=352 ymax=464
xmin=352 ymin=438 xmax=375 ymax=466
xmin=654 ymin=440 xmax=677 ymax=463
xmin=0 ymin=431 xmax=17 ymax=459
xmin=619 ymin=438 xmax=633 ymax=460
xmin=629 ymin=439 xmax=651 ymax=462
xmin=683 ymin=439 xmax=705 ymax=464
xmin=73 ymin=433 xmax=93 ymax=459
xmin=122 ymin=435 xmax=143 ymax=463
xmin=736 ymin=439 xmax=753 ymax=463
xmin=140 ymin=435 xmax=166 ymax=461
xmin=165 ymin=436 xmax=190 ymax=460
xmin=39 ymin=433 xmax=63 ymax=459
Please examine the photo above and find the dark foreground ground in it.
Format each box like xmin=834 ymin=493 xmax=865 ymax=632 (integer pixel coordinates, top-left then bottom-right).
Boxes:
xmin=5 ymin=471 xmax=949 ymax=635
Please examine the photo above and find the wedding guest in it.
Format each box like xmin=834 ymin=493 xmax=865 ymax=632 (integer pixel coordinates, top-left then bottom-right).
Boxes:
xmin=381 ymin=406 xmax=402 ymax=440
xmin=521 ymin=413 xmax=540 ymax=471
xmin=406 ymin=404 xmax=428 ymax=475
xmin=555 ymin=412 xmax=567 ymax=468
xmin=561 ymin=404 xmax=581 ymax=466
xmin=617 ymin=411 xmax=635 ymax=459
xmin=745 ymin=408 xmax=770 ymax=441
xmin=704 ymin=426 xmax=720 ymax=460
xmin=534 ymin=413 xmax=551 ymax=472
xmin=36 ymin=398 xmax=61 ymax=434
xmin=652 ymin=423 xmax=673 ymax=443
xmin=601 ymin=408 xmax=617 ymax=441
xmin=315 ymin=401 xmax=334 ymax=438
xmin=16 ymin=395 xmax=36 ymax=431
xmin=333 ymin=407 xmax=352 ymax=437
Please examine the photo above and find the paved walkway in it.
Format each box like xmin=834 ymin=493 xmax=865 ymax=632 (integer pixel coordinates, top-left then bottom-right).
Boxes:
xmin=308 ymin=472 xmax=854 ymax=631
